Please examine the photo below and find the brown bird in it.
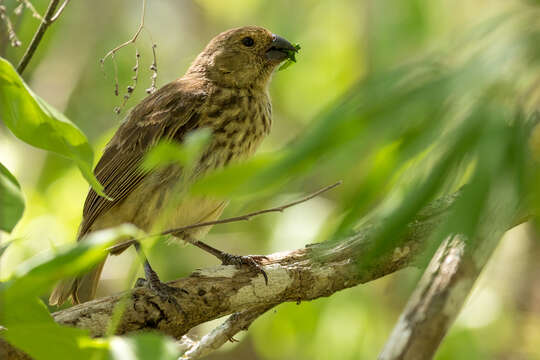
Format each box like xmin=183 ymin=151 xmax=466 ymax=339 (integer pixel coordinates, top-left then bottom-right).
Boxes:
xmin=49 ymin=26 xmax=298 ymax=306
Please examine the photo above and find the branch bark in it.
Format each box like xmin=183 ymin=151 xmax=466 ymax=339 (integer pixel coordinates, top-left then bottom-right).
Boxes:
xmin=46 ymin=192 xmax=456 ymax=341
xmin=378 ymin=188 xmax=518 ymax=360
xmin=378 ymin=235 xmax=474 ymax=360
xmin=2 ymin=189 xmax=526 ymax=360
xmin=179 ymin=304 xmax=276 ymax=359
xmin=1 ymin=192 xmax=459 ymax=359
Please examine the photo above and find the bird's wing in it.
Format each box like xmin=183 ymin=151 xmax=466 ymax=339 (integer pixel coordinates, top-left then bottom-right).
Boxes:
xmin=79 ymin=79 xmax=207 ymax=238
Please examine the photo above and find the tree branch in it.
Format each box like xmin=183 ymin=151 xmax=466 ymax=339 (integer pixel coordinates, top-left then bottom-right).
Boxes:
xmin=2 ymin=189 xmax=525 ymax=360
xmin=378 ymin=190 xmax=518 ymax=360
xmin=107 ymin=181 xmax=342 ymax=253
xmin=378 ymin=235 xmax=474 ymax=360
xmin=161 ymin=181 xmax=343 ymax=236
xmin=49 ymin=191 xmax=458 ymax=339
xmin=16 ymin=0 xmax=62 ymax=74
xmin=2 ymin=192 xmax=459 ymax=359
xmin=179 ymin=304 xmax=276 ymax=359
xmin=100 ymin=0 xmax=146 ymax=65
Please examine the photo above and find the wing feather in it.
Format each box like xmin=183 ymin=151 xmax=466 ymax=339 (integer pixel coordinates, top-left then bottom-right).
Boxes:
xmin=79 ymin=79 xmax=207 ymax=238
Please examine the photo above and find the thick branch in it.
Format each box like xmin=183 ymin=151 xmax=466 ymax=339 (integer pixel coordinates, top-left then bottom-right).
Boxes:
xmin=48 ymin=192 xmax=458 ymax=339
xmin=378 ymin=190 xmax=518 ymax=360
xmin=378 ymin=235 xmax=474 ymax=360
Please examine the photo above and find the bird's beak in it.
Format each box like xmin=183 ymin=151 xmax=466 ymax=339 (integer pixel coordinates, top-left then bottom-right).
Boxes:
xmin=266 ymin=34 xmax=297 ymax=61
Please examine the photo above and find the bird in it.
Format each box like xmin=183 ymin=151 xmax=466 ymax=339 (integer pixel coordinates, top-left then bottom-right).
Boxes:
xmin=49 ymin=26 xmax=298 ymax=306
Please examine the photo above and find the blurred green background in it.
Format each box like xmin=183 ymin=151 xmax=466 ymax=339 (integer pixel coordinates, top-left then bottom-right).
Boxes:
xmin=1 ymin=0 xmax=540 ymax=359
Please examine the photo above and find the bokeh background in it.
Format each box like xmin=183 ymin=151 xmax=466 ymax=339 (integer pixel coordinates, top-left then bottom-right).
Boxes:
xmin=1 ymin=0 xmax=540 ymax=359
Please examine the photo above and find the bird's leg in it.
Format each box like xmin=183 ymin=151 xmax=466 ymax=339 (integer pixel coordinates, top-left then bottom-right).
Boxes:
xmin=133 ymin=241 xmax=184 ymax=303
xmin=181 ymin=234 xmax=269 ymax=284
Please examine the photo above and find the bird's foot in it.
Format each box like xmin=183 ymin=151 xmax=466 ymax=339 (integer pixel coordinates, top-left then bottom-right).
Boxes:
xmin=220 ymin=253 xmax=269 ymax=285
xmin=135 ymin=274 xmax=184 ymax=309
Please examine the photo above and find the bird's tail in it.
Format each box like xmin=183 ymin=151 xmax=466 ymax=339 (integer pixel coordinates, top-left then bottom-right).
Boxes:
xmin=48 ymin=260 xmax=106 ymax=306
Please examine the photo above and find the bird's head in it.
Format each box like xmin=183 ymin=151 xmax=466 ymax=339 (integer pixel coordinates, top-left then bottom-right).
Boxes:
xmin=187 ymin=26 xmax=298 ymax=89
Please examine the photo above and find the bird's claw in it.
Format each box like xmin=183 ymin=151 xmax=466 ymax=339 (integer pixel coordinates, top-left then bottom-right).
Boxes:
xmin=220 ymin=253 xmax=269 ymax=285
xmin=136 ymin=276 xmax=184 ymax=310
xmin=227 ymin=336 xmax=239 ymax=343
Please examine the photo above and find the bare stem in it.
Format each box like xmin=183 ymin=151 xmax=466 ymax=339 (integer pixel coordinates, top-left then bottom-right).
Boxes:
xmin=106 ymin=181 xmax=342 ymax=253
xmin=0 ymin=4 xmax=21 ymax=47
xmin=160 ymin=181 xmax=342 ymax=237
xmin=145 ymin=43 xmax=157 ymax=94
xmin=100 ymin=0 xmax=147 ymax=112
xmin=100 ymin=0 xmax=146 ymax=65
xmin=19 ymin=0 xmax=43 ymax=21
xmin=180 ymin=305 xmax=276 ymax=359
xmin=49 ymin=0 xmax=69 ymax=23
xmin=115 ymin=49 xmax=141 ymax=114
xmin=16 ymin=0 xmax=62 ymax=74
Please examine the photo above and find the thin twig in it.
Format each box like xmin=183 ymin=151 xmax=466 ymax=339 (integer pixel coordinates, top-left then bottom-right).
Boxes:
xmin=18 ymin=0 xmax=43 ymax=21
xmin=180 ymin=305 xmax=276 ymax=359
xmin=100 ymin=0 xmax=147 ymax=113
xmin=13 ymin=2 xmax=24 ymax=16
xmin=100 ymin=0 xmax=146 ymax=66
xmin=16 ymin=0 xmax=61 ymax=74
xmin=115 ymin=49 xmax=140 ymax=114
xmin=49 ymin=0 xmax=69 ymax=23
xmin=145 ymin=43 xmax=157 ymax=94
xmin=0 ymin=5 xmax=21 ymax=47
xmin=161 ymin=181 xmax=342 ymax=236
xmin=106 ymin=181 xmax=342 ymax=253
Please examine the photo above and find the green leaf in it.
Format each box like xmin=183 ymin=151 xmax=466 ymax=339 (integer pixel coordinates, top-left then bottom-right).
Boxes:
xmin=191 ymin=153 xmax=281 ymax=197
xmin=0 ymin=237 xmax=23 ymax=260
xmin=1 ymin=224 xmax=143 ymax=302
xmin=1 ymin=297 xmax=107 ymax=360
xmin=0 ymin=225 xmax=143 ymax=360
xmin=0 ymin=57 xmax=106 ymax=197
xmin=278 ymin=43 xmax=301 ymax=71
xmin=109 ymin=333 xmax=180 ymax=360
xmin=142 ymin=128 xmax=212 ymax=172
xmin=0 ymin=162 xmax=24 ymax=232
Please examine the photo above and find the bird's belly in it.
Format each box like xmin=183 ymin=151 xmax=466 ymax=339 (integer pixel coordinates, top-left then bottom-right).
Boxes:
xmin=90 ymin=175 xmax=226 ymax=240
xmin=90 ymin=125 xmax=267 ymax=238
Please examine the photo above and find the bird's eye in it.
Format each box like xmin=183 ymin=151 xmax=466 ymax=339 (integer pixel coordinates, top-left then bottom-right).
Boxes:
xmin=242 ymin=37 xmax=255 ymax=47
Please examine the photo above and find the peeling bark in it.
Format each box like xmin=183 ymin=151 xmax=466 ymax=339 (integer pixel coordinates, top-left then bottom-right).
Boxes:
xmin=180 ymin=304 xmax=276 ymax=359
xmin=378 ymin=235 xmax=476 ymax=360
xmin=378 ymin=186 xmax=519 ymax=360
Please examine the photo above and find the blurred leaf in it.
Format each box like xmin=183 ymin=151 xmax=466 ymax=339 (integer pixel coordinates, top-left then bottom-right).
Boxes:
xmin=332 ymin=142 xmax=401 ymax=236
xmin=142 ymin=128 xmax=212 ymax=172
xmin=193 ymin=59 xmax=456 ymax=199
xmin=1 ymin=297 xmax=178 ymax=360
xmin=0 ymin=162 xmax=24 ymax=232
xmin=1 ymin=297 xmax=107 ymax=360
xmin=0 ymin=241 xmax=11 ymax=258
xmin=0 ymin=224 xmax=144 ymax=360
xmin=109 ymin=333 xmax=180 ymax=360
xmin=358 ymin=110 xmax=483 ymax=261
xmin=0 ymin=57 xmax=106 ymax=197
xmin=191 ymin=152 xmax=281 ymax=197
xmin=1 ymin=224 xmax=142 ymax=302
